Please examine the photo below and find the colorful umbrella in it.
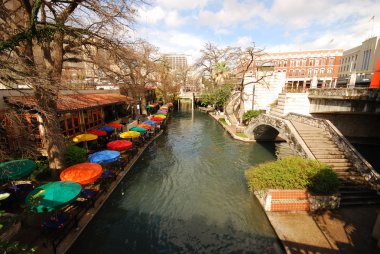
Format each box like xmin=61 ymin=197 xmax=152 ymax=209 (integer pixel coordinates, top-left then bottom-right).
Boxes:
xmin=129 ymin=126 xmax=147 ymax=133
xmin=60 ymin=163 xmax=103 ymax=185
xmin=89 ymin=130 xmax=107 ymax=136
xmin=119 ymin=131 xmax=140 ymax=139
xmin=25 ymin=181 xmax=82 ymax=213
xmin=142 ymin=120 xmax=157 ymax=126
xmin=88 ymin=150 xmax=120 ymax=164
xmin=156 ymin=113 xmax=167 ymax=117
xmin=151 ymin=117 xmax=164 ymax=122
xmin=107 ymin=140 xmax=133 ymax=151
xmin=98 ymin=126 xmax=115 ymax=133
xmin=137 ymin=124 xmax=151 ymax=130
xmin=0 ymin=160 xmax=36 ymax=181
xmin=73 ymin=134 xmax=98 ymax=143
xmin=160 ymin=106 xmax=169 ymax=109
xmin=154 ymin=115 xmax=166 ymax=119
xmin=167 ymin=102 xmax=173 ymax=107
xmin=146 ymin=105 xmax=154 ymax=109
xmin=157 ymin=111 xmax=167 ymax=114
xmin=107 ymin=122 xmax=123 ymax=129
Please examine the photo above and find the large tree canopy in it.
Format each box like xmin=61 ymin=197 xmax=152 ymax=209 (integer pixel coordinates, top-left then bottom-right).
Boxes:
xmin=0 ymin=0 xmax=143 ymax=169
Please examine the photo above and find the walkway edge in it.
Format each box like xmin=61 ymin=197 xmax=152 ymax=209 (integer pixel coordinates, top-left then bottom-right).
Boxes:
xmin=207 ymin=112 xmax=255 ymax=142
xmin=58 ymin=130 xmax=164 ymax=254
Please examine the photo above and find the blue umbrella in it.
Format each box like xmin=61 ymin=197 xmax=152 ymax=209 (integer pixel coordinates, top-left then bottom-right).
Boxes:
xmin=157 ymin=110 xmax=167 ymax=114
xmin=143 ymin=120 xmax=157 ymax=126
xmin=98 ymin=126 xmax=115 ymax=132
xmin=88 ymin=150 xmax=120 ymax=164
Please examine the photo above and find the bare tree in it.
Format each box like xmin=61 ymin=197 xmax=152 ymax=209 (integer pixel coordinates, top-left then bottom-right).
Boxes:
xmin=232 ymin=44 xmax=273 ymax=123
xmin=154 ymin=58 xmax=178 ymax=103
xmin=0 ymin=0 xmax=142 ymax=171
xmin=194 ymin=42 xmax=239 ymax=90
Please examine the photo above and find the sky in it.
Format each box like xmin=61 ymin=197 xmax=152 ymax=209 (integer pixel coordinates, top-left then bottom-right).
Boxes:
xmin=132 ymin=0 xmax=380 ymax=63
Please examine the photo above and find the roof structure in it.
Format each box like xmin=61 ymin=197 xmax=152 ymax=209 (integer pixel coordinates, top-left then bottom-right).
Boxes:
xmin=6 ymin=93 xmax=132 ymax=113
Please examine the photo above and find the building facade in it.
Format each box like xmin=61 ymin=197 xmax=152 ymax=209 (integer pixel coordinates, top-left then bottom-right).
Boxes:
xmin=338 ymin=36 xmax=380 ymax=87
xmin=163 ymin=54 xmax=188 ymax=71
xmin=257 ymin=49 xmax=343 ymax=91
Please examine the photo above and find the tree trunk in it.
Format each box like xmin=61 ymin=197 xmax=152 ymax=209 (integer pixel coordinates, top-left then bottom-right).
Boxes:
xmin=140 ymin=93 xmax=147 ymax=115
xmin=34 ymin=87 xmax=65 ymax=173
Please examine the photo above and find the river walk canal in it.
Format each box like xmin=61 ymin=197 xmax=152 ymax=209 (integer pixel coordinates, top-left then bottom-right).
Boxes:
xmin=69 ymin=110 xmax=284 ymax=254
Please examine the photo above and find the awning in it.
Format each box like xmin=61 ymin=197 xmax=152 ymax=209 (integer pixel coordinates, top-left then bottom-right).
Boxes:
xmin=5 ymin=93 xmax=132 ymax=113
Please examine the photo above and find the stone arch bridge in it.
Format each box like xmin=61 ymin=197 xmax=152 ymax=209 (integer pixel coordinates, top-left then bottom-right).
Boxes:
xmin=244 ymin=113 xmax=380 ymax=206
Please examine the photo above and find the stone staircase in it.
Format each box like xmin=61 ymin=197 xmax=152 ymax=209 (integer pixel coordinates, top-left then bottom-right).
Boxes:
xmin=292 ymin=121 xmax=380 ymax=206
xmin=225 ymin=92 xmax=240 ymax=125
xmin=269 ymin=93 xmax=285 ymax=117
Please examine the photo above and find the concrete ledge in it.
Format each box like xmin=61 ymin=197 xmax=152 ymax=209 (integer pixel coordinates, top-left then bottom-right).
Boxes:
xmin=206 ymin=111 xmax=255 ymax=143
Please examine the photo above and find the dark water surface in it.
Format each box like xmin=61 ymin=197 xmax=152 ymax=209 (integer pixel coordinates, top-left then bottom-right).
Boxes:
xmin=69 ymin=110 xmax=284 ymax=254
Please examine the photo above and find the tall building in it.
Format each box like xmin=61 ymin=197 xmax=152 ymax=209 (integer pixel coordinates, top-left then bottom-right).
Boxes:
xmin=257 ymin=49 xmax=343 ymax=91
xmin=163 ymin=54 xmax=188 ymax=71
xmin=337 ymin=36 xmax=380 ymax=87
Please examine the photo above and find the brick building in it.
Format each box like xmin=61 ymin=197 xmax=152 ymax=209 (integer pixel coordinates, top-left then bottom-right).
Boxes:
xmin=257 ymin=49 xmax=343 ymax=91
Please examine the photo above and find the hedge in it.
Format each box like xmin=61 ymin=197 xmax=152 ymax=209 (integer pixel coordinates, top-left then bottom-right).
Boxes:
xmin=244 ymin=156 xmax=340 ymax=195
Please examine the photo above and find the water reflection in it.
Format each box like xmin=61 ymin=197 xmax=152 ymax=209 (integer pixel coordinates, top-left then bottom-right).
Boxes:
xmin=69 ymin=110 xmax=284 ymax=254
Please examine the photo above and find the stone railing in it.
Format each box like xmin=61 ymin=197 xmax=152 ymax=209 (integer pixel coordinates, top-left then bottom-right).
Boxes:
xmin=245 ymin=114 xmax=315 ymax=159
xmin=308 ymin=88 xmax=380 ymax=100
xmin=286 ymin=113 xmax=380 ymax=192
xmin=225 ymin=91 xmax=240 ymax=125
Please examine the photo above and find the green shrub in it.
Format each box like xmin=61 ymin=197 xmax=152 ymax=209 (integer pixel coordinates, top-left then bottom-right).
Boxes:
xmin=244 ymin=156 xmax=339 ymax=195
xmin=308 ymin=168 xmax=340 ymax=195
xmin=242 ymin=110 xmax=265 ymax=124
xmin=218 ymin=118 xmax=227 ymax=125
xmin=64 ymin=145 xmax=87 ymax=167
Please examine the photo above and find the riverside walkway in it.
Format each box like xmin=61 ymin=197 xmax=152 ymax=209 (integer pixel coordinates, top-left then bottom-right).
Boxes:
xmin=208 ymin=110 xmax=380 ymax=253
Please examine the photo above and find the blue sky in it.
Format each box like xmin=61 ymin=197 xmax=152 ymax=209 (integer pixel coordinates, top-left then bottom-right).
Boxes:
xmin=133 ymin=0 xmax=380 ymax=63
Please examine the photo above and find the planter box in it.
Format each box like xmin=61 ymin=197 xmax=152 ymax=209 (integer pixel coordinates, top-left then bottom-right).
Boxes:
xmin=254 ymin=189 xmax=340 ymax=212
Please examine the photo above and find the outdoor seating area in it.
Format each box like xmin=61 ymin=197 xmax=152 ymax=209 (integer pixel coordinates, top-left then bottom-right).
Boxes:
xmin=0 ymin=103 xmax=173 ymax=253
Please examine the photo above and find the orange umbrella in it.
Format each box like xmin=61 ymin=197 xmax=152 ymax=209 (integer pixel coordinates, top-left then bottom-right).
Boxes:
xmin=60 ymin=163 xmax=102 ymax=185
xmin=107 ymin=122 xmax=123 ymax=129
xmin=137 ymin=124 xmax=151 ymax=130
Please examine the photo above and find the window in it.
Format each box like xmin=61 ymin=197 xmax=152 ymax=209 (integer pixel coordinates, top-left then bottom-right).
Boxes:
xmin=289 ymin=69 xmax=293 ymax=76
xmin=309 ymin=59 xmax=314 ymax=66
xmin=314 ymin=69 xmax=319 ymax=75
xmin=320 ymin=68 xmax=325 ymax=74
xmin=321 ymin=58 xmax=326 ymax=66
xmin=296 ymin=60 xmax=300 ymax=67
xmin=315 ymin=58 xmax=320 ymax=66
xmin=361 ymin=49 xmax=371 ymax=70
xmin=302 ymin=59 xmax=306 ymax=66
xmin=84 ymin=109 xmax=102 ymax=130
xmin=295 ymin=70 xmax=299 ymax=76
xmin=290 ymin=60 xmax=295 ymax=67
xmin=301 ymin=69 xmax=305 ymax=76
xmin=308 ymin=69 xmax=312 ymax=76
xmin=60 ymin=112 xmax=81 ymax=136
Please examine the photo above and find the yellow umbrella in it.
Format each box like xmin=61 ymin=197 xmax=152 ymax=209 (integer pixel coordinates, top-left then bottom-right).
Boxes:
xmin=154 ymin=115 xmax=166 ymax=119
xmin=119 ymin=131 xmax=141 ymax=139
xmin=73 ymin=134 xmax=98 ymax=143
xmin=160 ymin=106 xmax=168 ymax=109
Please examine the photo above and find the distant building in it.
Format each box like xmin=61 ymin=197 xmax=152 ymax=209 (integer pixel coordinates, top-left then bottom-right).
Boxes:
xmin=337 ymin=36 xmax=380 ymax=87
xmin=163 ymin=54 xmax=188 ymax=71
xmin=257 ymin=49 xmax=343 ymax=91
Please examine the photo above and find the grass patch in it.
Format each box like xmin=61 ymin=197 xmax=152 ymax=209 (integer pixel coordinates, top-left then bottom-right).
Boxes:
xmin=236 ymin=132 xmax=248 ymax=138
xmin=218 ymin=117 xmax=227 ymax=125
xmin=245 ymin=156 xmax=340 ymax=195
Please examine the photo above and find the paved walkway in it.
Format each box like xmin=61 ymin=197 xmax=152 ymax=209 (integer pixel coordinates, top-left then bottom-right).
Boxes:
xmin=207 ymin=111 xmax=380 ymax=254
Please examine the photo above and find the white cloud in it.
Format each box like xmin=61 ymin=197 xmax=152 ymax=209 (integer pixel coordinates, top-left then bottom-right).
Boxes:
xmin=164 ymin=11 xmax=187 ymax=28
xmin=137 ymin=6 xmax=165 ymax=25
xmin=235 ymin=36 xmax=253 ymax=48
xmin=155 ymin=0 xmax=209 ymax=10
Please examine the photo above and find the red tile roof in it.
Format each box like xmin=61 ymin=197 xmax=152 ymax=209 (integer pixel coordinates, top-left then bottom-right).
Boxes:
xmin=6 ymin=93 xmax=132 ymax=113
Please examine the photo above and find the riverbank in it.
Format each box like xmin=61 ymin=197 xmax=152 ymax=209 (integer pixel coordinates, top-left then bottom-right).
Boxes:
xmin=206 ymin=110 xmax=380 ymax=253
xmin=207 ymin=111 xmax=255 ymax=142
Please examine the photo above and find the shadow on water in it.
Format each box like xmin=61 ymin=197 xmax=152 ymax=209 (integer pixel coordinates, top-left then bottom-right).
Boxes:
xmin=69 ymin=110 xmax=285 ymax=254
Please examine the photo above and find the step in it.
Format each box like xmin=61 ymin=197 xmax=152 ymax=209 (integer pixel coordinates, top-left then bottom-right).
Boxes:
xmin=313 ymin=150 xmax=346 ymax=156
xmin=301 ymin=137 xmax=331 ymax=141
xmin=317 ymin=158 xmax=349 ymax=163
xmin=308 ymin=145 xmax=339 ymax=150
xmin=315 ymin=154 xmax=346 ymax=159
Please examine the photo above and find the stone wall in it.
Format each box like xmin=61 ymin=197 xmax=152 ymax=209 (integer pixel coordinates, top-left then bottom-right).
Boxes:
xmin=254 ymin=189 xmax=340 ymax=212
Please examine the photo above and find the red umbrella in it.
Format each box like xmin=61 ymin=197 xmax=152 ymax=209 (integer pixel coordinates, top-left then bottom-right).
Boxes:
xmin=107 ymin=140 xmax=133 ymax=151
xmin=60 ymin=163 xmax=102 ymax=185
xmin=137 ymin=124 xmax=151 ymax=130
xmin=151 ymin=117 xmax=164 ymax=122
xmin=89 ymin=130 xmax=107 ymax=136
xmin=107 ymin=122 xmax=123 ymax=129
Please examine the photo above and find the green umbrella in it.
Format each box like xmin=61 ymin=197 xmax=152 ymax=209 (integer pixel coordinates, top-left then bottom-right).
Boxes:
xmin=25 ymin=181 xmax=82 ymax=213
xmin=129 ymin=126 xmax=147 ymax=133
xmin=155 ymin=113 xmax=167 ymax=117
xmin=0 ymin=160 xmax=36 ymax=181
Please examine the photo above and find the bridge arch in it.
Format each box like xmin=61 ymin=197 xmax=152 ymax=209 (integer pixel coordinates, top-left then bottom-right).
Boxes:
xmin=246 ymin=124 xmax=281 ymax=141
